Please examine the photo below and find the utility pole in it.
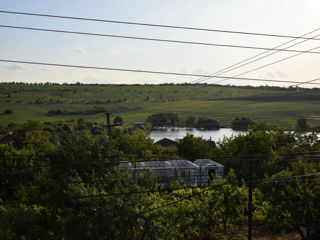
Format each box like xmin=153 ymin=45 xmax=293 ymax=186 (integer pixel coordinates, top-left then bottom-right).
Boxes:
xmin=105 ymin=112 xmax=122 ymax=142
xmin=247 ymin=159 xmax=253 ymax=240
xmin=105 ymin=112 xmax=112 ymax=142
xmin=106 ymin=112 xmax=112 ymax=140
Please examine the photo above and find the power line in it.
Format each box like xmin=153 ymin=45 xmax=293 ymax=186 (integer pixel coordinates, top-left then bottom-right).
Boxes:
xmin=2 ymin=172 xmax=320 ymax=206
xmin=256 ymin=172 xmax=320 ymax=184
xmin=2 ymin=183 xmax=221 ymax=206
xmin=2 ymin=151 xmax=320 ymax=171
xmin=2 ymin=25 xmax=320 ymax=54
xmin=293 ymin=77 xmax=320 ymax=87
xmin=190 ymin=29 xmax=320 ymax=84
xmin=68 ymin=184 xmax=216 ymax=200
xmin=2 ymin=151 xmax=320 ymax=160
xmin=0 ymin=59 xmax=319 ymax=85
xmin=141 ymin=184 xmax=222 ymax=214
xmin=1 ymin=10 xmax=320 ymax=41
xmin=212 ymin=43 xmax=320 ymax=85
xmin=140 ymin=173 xmax=320 ymax=214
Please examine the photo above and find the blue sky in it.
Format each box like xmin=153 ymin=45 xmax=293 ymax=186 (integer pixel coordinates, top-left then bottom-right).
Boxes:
xmin=0 ymin=0 xmax=320 ymax=86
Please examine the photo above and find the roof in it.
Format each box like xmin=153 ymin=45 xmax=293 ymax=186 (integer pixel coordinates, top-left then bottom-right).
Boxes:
xmin=119 ymin=161 xmax=133 ymax=169
xmin=194 ymin=159 xmax=224 ymax=168
xmin=207 ymin=140 xmax=216 ymax=148
xmin=0 ymin=131 xmax=14 ymax=143
xmin=169 ymin=159 xmax=199 ymax=168
xmin=136 ymin=160 xmax=200 ymax=169
xmin=120 ymin=159 xmax=224 ymax=170
xmin=136 ymin=161 xmax=171 ymax=169
xmin=155 ymin=138 xmax=177 ymax=147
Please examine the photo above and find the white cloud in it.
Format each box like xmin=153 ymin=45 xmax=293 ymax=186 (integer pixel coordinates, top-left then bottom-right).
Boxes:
xmin=76 ymin=48 xmax=88 ymax=54
xmin=275 ymin=70 xmax=289 ymax=79
xmin=266 ymin=70 xmax=290 ymax=79
xmin=109 ymin=49 xmax=122 ymax=55
xmin=7 ymin=64 xmax=28 ymax=71
xmin=82 ymin=75 xmax=111 ymax=84
xmin=40 ymin=67 xmax=51 ymax=71
xmin=192 ymin=69 xmax=211 ymax=75
xmin=220 ymin=35 xmax=231 ymax=42
xmin=267 ymin=72 xmax=275 ymax=79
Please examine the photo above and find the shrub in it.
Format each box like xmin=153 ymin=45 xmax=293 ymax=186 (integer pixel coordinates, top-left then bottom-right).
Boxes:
xmin=196 ymin=118 xmax=220 ymax=130
xmin=232 ymin=117 xmax=255 ymax=131
xmin=146 ymin=113 xmax=179 ymax=127
xmin=3 ymin=109 xmax=13 ymax=114
xmin=113 ymin=116 xmax=124 ymax=125
xmin=297 ymin=118 xmax=308 ymax=131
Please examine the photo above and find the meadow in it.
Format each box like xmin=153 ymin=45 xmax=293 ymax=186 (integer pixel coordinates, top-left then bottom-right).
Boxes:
xmin=1 ymin=82 xmax=320 ymax=129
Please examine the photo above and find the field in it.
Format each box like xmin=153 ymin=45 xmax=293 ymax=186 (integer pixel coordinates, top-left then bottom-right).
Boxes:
xmin=1 ymin=83 xmax=320 ymax=129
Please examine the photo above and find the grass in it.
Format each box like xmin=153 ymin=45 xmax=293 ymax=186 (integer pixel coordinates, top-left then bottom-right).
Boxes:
xmin=1 ymin=83 xmax=320 ymax=129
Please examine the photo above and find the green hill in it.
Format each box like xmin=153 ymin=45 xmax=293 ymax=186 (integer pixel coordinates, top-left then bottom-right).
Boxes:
xmin=1 ymin=83 xmax=320 ymax=129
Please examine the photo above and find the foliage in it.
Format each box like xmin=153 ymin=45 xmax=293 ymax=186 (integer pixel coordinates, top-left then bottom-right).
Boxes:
xmin=260 ymin=160 xmax=320 ymax=239
xmin=196 ymin=118 xmax=220 ymax=130
xmin=1 ymin=121 xmax=320 ymax=239
xmin=113 ymin=116 xmax=124 ymax=125
xmin=212 ymin=123 xmax=320 ymax=238
xmin=297 ymin=118 xmax=308 ymax=131
xmin=231 ymin=116 xmax=255 ymax=131
xmin=2 ymin=83 xmax=320 ymax=128
xmin=3 ymin=109 xmax=12 ymax=115
xmin=146 ymin=113 xmax=179 ymax=127
xmin=185 ymin=115 xmax=196 ymax=126
xmin=177 ymin=134 xmax=211 ymax=160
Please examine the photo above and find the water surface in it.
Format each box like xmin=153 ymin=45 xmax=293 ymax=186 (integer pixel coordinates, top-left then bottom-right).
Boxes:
xmin=149 ymin=127 xmax=248 ymax=143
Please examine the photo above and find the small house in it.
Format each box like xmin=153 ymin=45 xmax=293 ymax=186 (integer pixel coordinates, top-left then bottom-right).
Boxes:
xmin=155 ymin=138 xmax=178 ymax=149
xmin=0 ymin=131 xmax=15 ymax=145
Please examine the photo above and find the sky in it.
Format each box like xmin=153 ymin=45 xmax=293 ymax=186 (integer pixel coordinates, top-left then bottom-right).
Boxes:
xmin=0 ymin=0 xmax=320 ymax=87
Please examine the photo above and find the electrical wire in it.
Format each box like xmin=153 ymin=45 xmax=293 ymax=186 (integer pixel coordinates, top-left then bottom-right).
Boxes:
xmin=0 ymin=59 xmax=319 ymax=85
xmin=2 ymin=172 xmax=320 ymax=206
xmin=211 ymin=43 xmax=320 ymax=85
xmin=1 ymin=10 xmax=320 ymax=41
xmin=140 ymin=183 xmax=223 ymax=214
xmin=139 ymin=173 xmax=320 ymax=214
xmin=2 ymin=151 xmax=320 ymax=171
xmin=2 ymin=25 xmax=320 ymax=54
xmin=292 ymin=77 xmax=320 ymax=87
xmin=190 ymin=30 xmax=320 ymax=84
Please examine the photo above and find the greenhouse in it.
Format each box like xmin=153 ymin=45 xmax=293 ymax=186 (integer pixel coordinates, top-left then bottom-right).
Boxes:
xmin=120 ymin=159 xmax=224 ymax=187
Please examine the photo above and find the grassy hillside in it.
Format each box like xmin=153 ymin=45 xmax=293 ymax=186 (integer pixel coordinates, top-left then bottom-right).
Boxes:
xmin=1 ymin=83 xmax=320 ymax=129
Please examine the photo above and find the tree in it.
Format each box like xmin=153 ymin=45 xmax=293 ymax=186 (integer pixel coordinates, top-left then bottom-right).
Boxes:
xmin=177 ymin=134 xmax=211 ymax=160
xmin=212 ymin=123 xmax=283 ymax=180
xmin=146 ymin=113 xmax=179 ymax=127
xmin=113 ymin=116 xmax=124 ymax=125
xmin=3 ymin=109 xmax=13 ymax=114
xmin=262 ymin=161 xmax=320 ymax=239
xmin=297 ymin=118 xmax=308 ymax=131
xmin=185 ymin=116 xmax=196 ymax=126
xmin=196 ymin=118 xmax=220 ymax=130
xmin=231 ymin=117 xmax=255 ymax=131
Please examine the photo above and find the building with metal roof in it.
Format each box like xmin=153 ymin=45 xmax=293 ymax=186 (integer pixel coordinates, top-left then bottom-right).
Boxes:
xmin=120 ymin=159 xmax=223 ymax=187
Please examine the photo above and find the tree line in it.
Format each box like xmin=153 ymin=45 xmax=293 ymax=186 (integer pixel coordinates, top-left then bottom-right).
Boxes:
xmin=0 ymin=120 xmax=319 ymax=239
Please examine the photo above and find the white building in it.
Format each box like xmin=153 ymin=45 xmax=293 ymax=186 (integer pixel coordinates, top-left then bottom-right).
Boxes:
xmin=120 ymin=159 xmax=224 ymax=187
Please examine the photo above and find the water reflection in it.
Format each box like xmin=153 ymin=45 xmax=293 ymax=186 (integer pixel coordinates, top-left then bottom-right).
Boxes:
xmin=149 ymin=127 xmax=248 ymax=143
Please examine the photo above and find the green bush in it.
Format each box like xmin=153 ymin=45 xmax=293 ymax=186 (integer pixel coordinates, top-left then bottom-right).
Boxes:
xmin=231 ymin=117 xmax=255 ymax=131
xmin=3 ymin=109 xmax=13 ymax=114
xmin=196 ymin=117 xmax=220 ymax=130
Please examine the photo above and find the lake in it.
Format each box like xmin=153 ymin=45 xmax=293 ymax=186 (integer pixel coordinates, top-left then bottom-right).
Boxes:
xmin=149 ymin=127 xmax=248 ymax=143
